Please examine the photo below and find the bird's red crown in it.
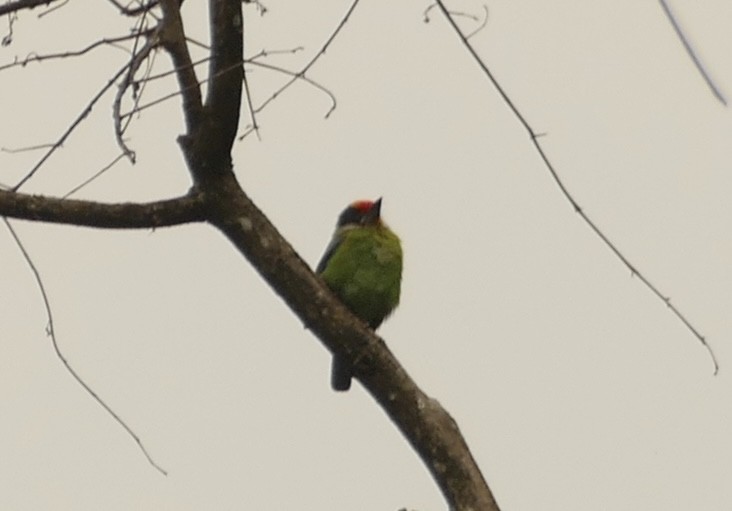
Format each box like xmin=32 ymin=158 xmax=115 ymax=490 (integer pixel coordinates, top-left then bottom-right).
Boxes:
xmin=350 ymin=200 xmax=375 ymax=213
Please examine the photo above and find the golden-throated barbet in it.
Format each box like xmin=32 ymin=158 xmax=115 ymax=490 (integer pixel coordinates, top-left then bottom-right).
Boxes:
xmin=316 ymin=198 xmax=402 ymax=391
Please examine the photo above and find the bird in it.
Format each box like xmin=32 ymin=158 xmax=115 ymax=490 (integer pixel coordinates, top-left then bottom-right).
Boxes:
xmin=316 ymin=198 xmax=403 ymax=391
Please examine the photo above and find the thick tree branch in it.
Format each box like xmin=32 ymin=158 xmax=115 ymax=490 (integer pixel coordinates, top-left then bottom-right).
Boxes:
xmin=198 ymin=172 xmax=500 ymax=511
xmin=0 ymin=0 xmax=498 ymax=506
xmin=159 ymin=0 xmax=204 ymax=130
xmin=155 ymin=2 xmax=498 ymax=507
xmin=205 ymin=0 xmax=243 ymax=151
xmin=0 ymin=0 xmax=59 ymax=15
xmin=159 ymin=0 xmax=242 ymax=184
xmin=0 ymin=190 xmax=205 ymax=228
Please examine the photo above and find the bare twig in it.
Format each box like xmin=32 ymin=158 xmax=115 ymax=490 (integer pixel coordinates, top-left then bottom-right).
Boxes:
xmin=2 ymin=218 xmax=167 ymax=475
xmin=466 ymin=5 xmax=489 ymax=40
xmin=658 ymin=0 xmax=727 ymax=106
xmin=2 ymin=142 xmax=55 ymax=153
xmin=238 ymin=59 xmax=337 ymax=141
xmin=121 ymin=56 xmax=336 ymax=129
xmin=249 ymin=60 xmax=336 ymax=113
xmin=119 ymin=70 xmax=215 ymax=120
xmin=11 ymin=62 xmax=132 ymax=192
xmin=2 ymin=11 xmax=16 ymax=46
xmin=113 ymin=33 xmax=157 ymax=163
xmin=121 ymin=44 xmax=159 ymax=136
xmin=113 ymin=10 xmax=161 ymax=157
xmin=251 ymin=0 xmax=361 ymax=117
xmin=118 ymin=41 xmax=323 ymax=138
xmin=236 ymin=47 xmax=336 ymax=142
xmin=184 ymin=35 xmax=210 ymax=51
xmin=423 ymin=3 xmax=479 ymax=24
xmin=0 ymin=32 xmax=150 ymax=72
xmin=106 ymin=0 xmax=160 ymax=18
xmin=243 ymin=0 xmax=267 ymax=16
xmin=120 ymin=83 xmax=188 ymax=119
xmin=242 ymin=57 xmax=260 ymax=140
xmin=62 ymin=153 xmax=127 ymax=199
xmin=248 ymin=46 xmax=304 ymax=60
xmin=434 ymin=0 xmax=719 ymax=374
xmin=36 ymin=0 xmax=69 ymax=18
xmin=134 ymin=55 xmax=210 ymax=83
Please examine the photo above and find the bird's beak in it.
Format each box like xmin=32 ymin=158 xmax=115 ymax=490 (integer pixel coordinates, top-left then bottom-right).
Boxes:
xmin=364 ymin=197 xmax=382 ymax=224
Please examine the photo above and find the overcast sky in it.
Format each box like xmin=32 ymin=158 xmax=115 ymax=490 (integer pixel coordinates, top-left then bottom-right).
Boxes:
xmin=1 ymin=1 xmax=731 ymax=510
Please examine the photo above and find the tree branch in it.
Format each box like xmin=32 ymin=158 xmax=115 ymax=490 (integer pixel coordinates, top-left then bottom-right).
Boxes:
xmin=12 ymin=62 xmax=131 ymax=191
xmin=3 ymin=1 xmax=499 ymax=506
xmin=3 ymin=217 xmax=167 ymax=475
xmin=204 ymin=0 xmax=243 ymax=152
xmin=658 ymin=0 xmax=727 ymax=105
xmin=0 ymin=189 xmax=205 ymax=228
xmin=158 ymin=0 xmax=243 ymax=184
xmin=106 ymin=0 xmax=160 ymax=17
xmin=0 ymin=0 xmax=60 ymax=16
xmin=433 ymin=0 xmax=718 ymax=374
xmin=158 ymin=0 xmax=204 ymax=130
xmin=252 ymin=0 xmax=359 ymax=117
xmin=199 ymin=171 xmax=501 ymax=511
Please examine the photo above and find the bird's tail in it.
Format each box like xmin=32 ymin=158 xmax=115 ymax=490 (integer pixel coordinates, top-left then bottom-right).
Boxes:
xmin=331 ymin=354 xmax=352 ymax=391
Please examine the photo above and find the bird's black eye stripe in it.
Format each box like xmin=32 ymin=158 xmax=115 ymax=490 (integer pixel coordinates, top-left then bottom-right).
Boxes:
xmin=337 ymin=206 xmax=362 ymax=227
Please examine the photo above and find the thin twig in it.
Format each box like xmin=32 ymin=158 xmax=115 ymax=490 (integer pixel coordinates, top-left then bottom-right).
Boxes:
xmin=106 ymin=0 xmax=160 ymax=18
xmin=122 ymin=57 xmax=335 ymax=122
xmin=1 ymin=143 xmax=55 ymax=153
xmin=2 ymin=218 xmax=167 ymax=474
xmin=239 ymin=58 xmax=336 ymax=141
xmin=120 ymin=44 xmax=326 ymax=134
xmin=113 ymin=15 xmax=158 ymax=162
xmin=136 ymin=56 xmax=210 ymax=83
xmin=434 ymin=0 xmax=719 ymax=374
xmin=2 ymin=12 xmax=16 ymax=46
xmin=242 ymin=58 xmax=260 ymax=140
xmin=243 ymin=0 xmax=267 ymax=16
xmin=237 ymin=1 xmax=259 ymax=139
xmin=658 ymin=0 xmax=727 ymax=106
xmin=251 ymin=0 xmax=361 ymax=116
xmin=248 ymin=46 xmax=304 ymax=61
xmin=119 ymin=40 xmax=159 ymax=139
xmin=0 ymin=32 xmax=148 ymax=72
xmin=37 ymin=0 xmax=69 ymax=18
xmin=466 ymin=6 xmax=489 ymax=40
xmin=249 ymin=59 xmax=336 ymax=107
xmin=11 ymin=62 xmax=132 ymax=191
xmin=184 ymin=35 xmax=211 ymax=51
xmin=424 ymin=3 xmax=479 ymax=24
xmin=62 ymin=153 xmax=127 ymax=199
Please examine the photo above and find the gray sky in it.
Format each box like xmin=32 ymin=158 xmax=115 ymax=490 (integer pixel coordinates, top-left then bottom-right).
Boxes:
xmin=1 ymin=1 xmax=731 ymax=510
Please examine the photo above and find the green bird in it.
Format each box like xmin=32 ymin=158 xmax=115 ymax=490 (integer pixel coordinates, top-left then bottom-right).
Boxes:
xmin=317 ymin=198 xmax=403 ymax=391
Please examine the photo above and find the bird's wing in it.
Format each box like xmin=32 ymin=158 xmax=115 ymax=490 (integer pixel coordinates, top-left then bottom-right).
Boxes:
xmin=316 ymin=235 xmax=342 ymax=274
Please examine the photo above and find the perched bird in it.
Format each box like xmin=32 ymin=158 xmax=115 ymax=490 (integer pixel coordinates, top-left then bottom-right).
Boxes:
xmin=317 ymin=198 xmax=403 ymax=391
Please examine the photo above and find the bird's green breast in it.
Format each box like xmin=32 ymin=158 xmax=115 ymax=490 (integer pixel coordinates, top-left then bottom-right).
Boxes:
xmin=320 ymin=224 xmax=402 ymax=329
